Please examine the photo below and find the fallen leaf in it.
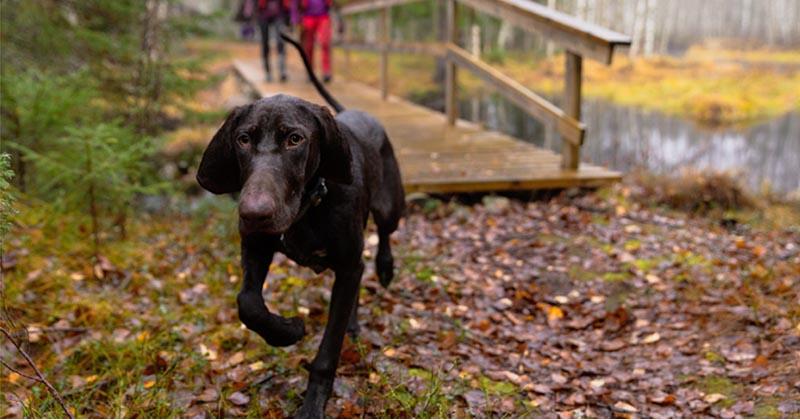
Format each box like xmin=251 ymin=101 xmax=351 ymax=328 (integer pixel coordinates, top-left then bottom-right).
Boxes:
xmin=751 ymin=354 xmax=768 ymax=369
xmin=641 ymin=332 xmax=661 ymax=344
xmin=704 ymin=393 xmax=726 ymax=404
xmin=226 ymin=351 xmax=245 ymax=368
xmin=526 ymin=383 xmax=552 ymax=394
xmin=339 ymin=344 xmax=361 ymax=364
xmin=649 ymin=392 xmax=676 ymax=405
xmin=600 ymin=339 xmax=627 ymax=352
xmin=548 ymin=305 xmax=564 ymax=322
xmin=624 ymin=224 xmax=642 ymax=234
xmin=503 ymin=371 xmax=521 ymax=384
xmin=27 ymin=325 xmax=43 ymax=343
xmin=144 ymin=380 xmax=156 ymax=389
xmin=551 ymin=372 xmax=568 ymax=385
xmin=196 ymin=388 xmax=219 ymax=403
xmin=753 ymin=245 xmax=766 ymax=257
xmin=439 ymin=330 xmax=458 ymax=349
xmin=227 ymin=391 xmax=250 ymax=406
xmin=589 ymin=378 xmax=606 ymax=389
xmin=645 ymin=273 xmax=661 ymax=284
xmin=613 ymin=401 xmax=637 ymax=413
xmin=198 ymin=344 xmax=217 ymax=361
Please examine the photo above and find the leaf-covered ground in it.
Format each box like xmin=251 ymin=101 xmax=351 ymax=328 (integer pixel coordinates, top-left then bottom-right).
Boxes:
xmin=2 ymin=187 xmax=799 ymax=418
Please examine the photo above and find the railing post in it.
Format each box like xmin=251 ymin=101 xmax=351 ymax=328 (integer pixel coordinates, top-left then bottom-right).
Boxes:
xmin=380 ymin=6 xmax=390 ymax=100
xmin=445 ymin=0 xmax=458 ymax=126
xmin=562 ymin=51 xmax=582 ymax=169
xmin=343 ymin=14 xmax=350 ymax=80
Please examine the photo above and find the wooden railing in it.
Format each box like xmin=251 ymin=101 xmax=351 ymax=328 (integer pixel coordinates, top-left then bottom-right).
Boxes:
xmin=337 ymin=0 xmax=631 ymax=169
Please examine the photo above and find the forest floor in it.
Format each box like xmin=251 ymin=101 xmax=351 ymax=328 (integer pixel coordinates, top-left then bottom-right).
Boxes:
xmin=2 ymin=187 xmax=799 ymax=418
xmin=2 ymin=40 xmax=799 ymax=419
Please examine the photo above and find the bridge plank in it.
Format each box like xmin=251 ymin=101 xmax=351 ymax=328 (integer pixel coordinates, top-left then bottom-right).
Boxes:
xmin=232 ymin=56 xmax=621 ymax=194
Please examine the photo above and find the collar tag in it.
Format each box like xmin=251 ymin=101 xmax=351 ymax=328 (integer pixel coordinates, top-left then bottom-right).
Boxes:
xmin=310 ymin=178 xmax=327 ymax=207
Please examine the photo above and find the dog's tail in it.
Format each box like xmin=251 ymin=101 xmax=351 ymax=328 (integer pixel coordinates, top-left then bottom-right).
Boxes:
xmin=280 ymin=32 xmax=345 ymax=113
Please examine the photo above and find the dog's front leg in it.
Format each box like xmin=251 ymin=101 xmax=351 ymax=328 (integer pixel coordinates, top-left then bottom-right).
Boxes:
xmin=296 ymin=261 xmax=364 ymax=418
xmin=238 ymin=233 xmax=306 ymax=347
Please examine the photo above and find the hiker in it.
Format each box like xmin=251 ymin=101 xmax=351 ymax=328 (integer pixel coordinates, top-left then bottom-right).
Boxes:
xmin=300 ymin=0 xmax=335 ymax=83
xmin=248 ymin=0 xmax=289 ymax=82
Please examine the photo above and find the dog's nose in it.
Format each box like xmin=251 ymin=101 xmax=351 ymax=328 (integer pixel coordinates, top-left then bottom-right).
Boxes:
xmin=239 ymin=195 xmax=276 ymax=227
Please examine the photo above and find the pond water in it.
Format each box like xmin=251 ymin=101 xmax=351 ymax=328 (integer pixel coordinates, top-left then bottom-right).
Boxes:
xmin=458 ymin=94 xmax=800 ymax=194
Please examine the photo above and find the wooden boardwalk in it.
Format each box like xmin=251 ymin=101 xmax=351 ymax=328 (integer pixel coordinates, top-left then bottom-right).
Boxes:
xmin=232 ymin=56 xmax=621 ymax=194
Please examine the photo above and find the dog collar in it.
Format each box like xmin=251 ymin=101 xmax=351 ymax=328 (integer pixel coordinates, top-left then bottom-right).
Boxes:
xmin=280 ymin=177 xmax=327 ymax=245
xmin=295 ymin=176 xmax=327 ymax=221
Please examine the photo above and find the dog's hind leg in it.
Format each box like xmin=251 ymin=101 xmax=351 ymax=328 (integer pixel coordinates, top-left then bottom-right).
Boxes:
xmin=346 ymin=296 xmax=360 ymax=339
xmin=370 ymin=137 xmax=405 ymax=288
xmin=374 ymin=226 xmax=396 ymax=288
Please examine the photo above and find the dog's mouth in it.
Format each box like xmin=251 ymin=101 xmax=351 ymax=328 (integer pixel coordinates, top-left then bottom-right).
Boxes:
xmin=238 ymin=202 xmax=300 ymax=236
xmin=238 ymin=213 xmax=295 ymax=236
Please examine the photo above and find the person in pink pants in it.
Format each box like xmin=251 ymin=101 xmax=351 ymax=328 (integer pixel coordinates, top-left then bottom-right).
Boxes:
xmin=300 ymin=0 xmax=333 ymax=83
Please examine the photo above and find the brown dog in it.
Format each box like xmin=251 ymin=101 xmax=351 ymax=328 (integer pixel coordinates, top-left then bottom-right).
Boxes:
xmin=196 ymin=34 xmax=404 ymax=418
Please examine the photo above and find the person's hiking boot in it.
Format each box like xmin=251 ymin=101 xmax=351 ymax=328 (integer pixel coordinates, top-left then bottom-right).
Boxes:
xmin=278 ymin=56 xmax=287 ymax=83
xmin=323 ymin=74 xmax=332 ymax=84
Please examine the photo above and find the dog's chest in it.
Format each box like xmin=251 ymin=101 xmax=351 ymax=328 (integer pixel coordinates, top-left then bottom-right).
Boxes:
xmin=279 ymin=224 xmax=330 ymax=273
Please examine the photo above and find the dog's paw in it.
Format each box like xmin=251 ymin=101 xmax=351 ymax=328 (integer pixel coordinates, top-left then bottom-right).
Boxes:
xmin=295 ymin=405 xmax=323 ymax=419
xmin=265 ymin=315 xmax=306 ymax=347
xmin=377 ymin=261 xmax=394 ymax=289
xmin=295 ymin=394 xmax=326 ymax=419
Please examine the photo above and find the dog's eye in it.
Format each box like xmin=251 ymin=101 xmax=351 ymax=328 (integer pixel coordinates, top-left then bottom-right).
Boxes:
xmin=287 ymin=133 xmax=304 ymax=147
xmin=237 ymin=134 xmax=250 ymax=146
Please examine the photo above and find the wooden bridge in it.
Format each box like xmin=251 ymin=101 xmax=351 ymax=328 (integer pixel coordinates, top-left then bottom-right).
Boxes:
xmin=233 ymin=0 xmax=631 ymax=194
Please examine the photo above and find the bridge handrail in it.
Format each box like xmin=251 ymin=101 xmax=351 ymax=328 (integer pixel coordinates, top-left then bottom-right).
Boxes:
xmin=341 ymin=0 xmax=630 ymax=64
xmin=446 ymin=44 xmax=584 ymax=147
xmin=336 ymin=0 xmax=632 ymax=169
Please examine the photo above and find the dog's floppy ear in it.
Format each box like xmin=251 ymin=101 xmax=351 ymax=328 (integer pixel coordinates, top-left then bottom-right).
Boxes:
xmin=316 ymin=106 xmax=353 ymax=185
xmin=197 ymin=106 xmax=247 ymax=194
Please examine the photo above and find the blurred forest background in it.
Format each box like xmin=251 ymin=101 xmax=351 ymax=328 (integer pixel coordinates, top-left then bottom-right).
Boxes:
xmin=1 ymin=0 xmax=799 ymax=418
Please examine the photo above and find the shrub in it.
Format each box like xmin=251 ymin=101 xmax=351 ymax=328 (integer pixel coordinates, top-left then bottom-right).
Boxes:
xmin=630 ymin=169 xmax=756 ymax=214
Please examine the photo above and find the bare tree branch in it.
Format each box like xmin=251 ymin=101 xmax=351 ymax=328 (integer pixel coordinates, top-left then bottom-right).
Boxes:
xmin=0 ymin=357 xmax=40 ymax=382
xmin=0 ymin=326 xmax=75 ymax=419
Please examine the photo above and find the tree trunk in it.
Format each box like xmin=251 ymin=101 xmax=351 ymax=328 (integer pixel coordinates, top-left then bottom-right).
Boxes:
xmin=433 ymin=0 xmax=447 ymax=84
xmin=545 ymin=0 xmax=556 ymax=61
xmin=643 ymin=0 xmax=655 ymax=58
xmin=629 ymin=0 xmax=646 ymax=58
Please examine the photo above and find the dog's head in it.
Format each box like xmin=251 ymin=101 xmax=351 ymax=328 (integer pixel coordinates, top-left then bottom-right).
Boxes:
xmin=197 ymin=94 xmax=352 ymax=235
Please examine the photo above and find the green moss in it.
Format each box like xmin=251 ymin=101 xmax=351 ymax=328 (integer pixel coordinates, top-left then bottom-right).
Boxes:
xmin=603 ymin=272 xmax=632 ymax=282
xmin=754 ymin=401 xmax=783 ymax=418
xmin=408 ymin=368 xmax=433 ymax=381
xmin=704 ymin=352 xmax=725 ymax=364
xmin=696 ymin=375 xmax=738 ymax=396
xmin=568 ymin=265 xmax=595 ymax=281
xmin=673 ymin=251 xmax=708 ymax=268
xmin=631 ymin=257 xmax=664 ymax=272
xmin=477 ymin=375 xmax=517 ymax=395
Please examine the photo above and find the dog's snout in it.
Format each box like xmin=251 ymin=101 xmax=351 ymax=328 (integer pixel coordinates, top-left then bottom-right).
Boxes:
xmin=239 ymin=195 xmax=276 ymax=226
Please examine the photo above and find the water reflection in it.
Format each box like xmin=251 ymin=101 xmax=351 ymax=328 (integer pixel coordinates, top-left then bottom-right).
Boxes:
xmin=460 ymin=94 xmax=800 ymax=194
